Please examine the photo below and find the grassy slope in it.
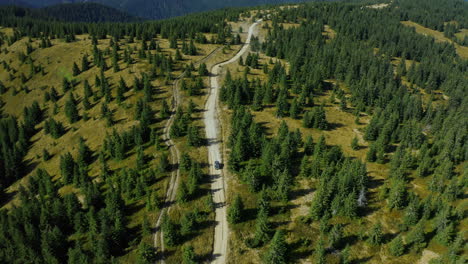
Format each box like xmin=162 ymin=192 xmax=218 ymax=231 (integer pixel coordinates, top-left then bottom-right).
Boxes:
xmin=0 ymin=28 xmax=227 ymax=262
xmin=401 ymin=21 xmax=468 ymax=59
xmin=220 ymin=19 xmax=465 ymax=264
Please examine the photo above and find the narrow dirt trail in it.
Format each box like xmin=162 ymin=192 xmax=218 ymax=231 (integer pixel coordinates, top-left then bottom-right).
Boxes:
xmin=205 ymin=20 xmax=262 ymax=264
xmin=153 ymin=47 xmax=222 ymax=263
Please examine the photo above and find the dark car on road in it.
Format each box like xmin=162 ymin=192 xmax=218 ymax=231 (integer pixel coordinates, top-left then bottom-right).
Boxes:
xmin=214 ymin=161 xmax=221 ymax=170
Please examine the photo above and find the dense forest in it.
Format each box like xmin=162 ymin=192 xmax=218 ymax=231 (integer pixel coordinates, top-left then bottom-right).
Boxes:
xmin=0 ymin=3 xmax=138 ymax=23
xmin=0 ymin=0 xmax=466 ymax=263
xmin=2 ymin=0 xmax=307 ymax=20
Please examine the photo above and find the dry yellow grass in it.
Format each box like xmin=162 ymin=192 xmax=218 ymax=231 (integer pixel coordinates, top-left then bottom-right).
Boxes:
xmin=215 ymin=25 xmax=440 ymax=263
xmin=401 ymin=21 xmax=468 ymax=59
xmin=0 ymin=26 xmax=237 ymax=262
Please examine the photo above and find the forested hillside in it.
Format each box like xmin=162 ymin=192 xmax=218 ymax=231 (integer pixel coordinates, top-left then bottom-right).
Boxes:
xmin=1 ymin=0 xmax=307 ymax=19
xmin=0 ymin=3 xmax=138 ymax=23
xmin=0 ymin=6 xmax=246 ymax=263
xmin=0 ymin=0 xmax=466 ymax=263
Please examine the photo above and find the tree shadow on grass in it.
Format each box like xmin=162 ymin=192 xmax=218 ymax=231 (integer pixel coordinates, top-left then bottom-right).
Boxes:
xmin=328 ymin=122 xmax=344 ymax=130
xmin=289 ymin=239 xmax=313 ymax=262
xmin=0 ymin=189 xmax=17 ymax=207
xmin=353 ymin=256 xmax=372 ymax=263
xmin=125 ymin=200 xmax=145 ymax=218
xmin=289 ymin=187 xmax=315 ymax=200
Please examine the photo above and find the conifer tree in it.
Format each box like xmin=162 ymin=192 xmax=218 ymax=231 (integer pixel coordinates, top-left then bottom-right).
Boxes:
xmin=263 ymin=230 xmax=287 ymax=264
xmin=388 ymin=235 xmax=405 ymax=257
xmin=116 ymin=77 xmax=126 ymax=103
xmin=65 ymin=93 xmax=79 ymax=123
xmin=162 ymin=214 xmax=179 ymax=247
xmin=81 ymin=56 xmax=89 ymax=72
xmin=43 ymin=148 xmax=51 ymax=161
xmin=77 ymin=137 xmax=92 ymax=167
xmin=198 ymin=63 xmax=208 ymax=76
xmin=187 ymin=125 xmax=203 ymax=147
xmin=387 ymin=179 xmax=407 ymax=210
xmin=351 ymin=136 xmax=359 ymax=150
xmin=329 ymin=224 xmax=344 ymax=249
xmin=82 ymin=81 xmax=92 ymax=110
xmin=366 ymin=143 xmax=377 ymax=162
xmin=228 ymin=194 xmax=244 ymax=224
xmin=367 ymin=223 xmax=383 ymax=246
xmin=406 ymin=221 xmax=426 ymax=252
xmin=159 ymin=153 xmax=170 ymax=172
xmin=304 ymin=135 xmax=314 ymax=155
xmin=62 ymin=77 xmax=71 ymax=93
xmin=60 ymin=152 xmax=75 ymax=184
xmin=72 ymin=62 xmax=80 ymax=76
xmin=254 ymin=206 xmax=271 ymax=245
xmin=136 ymin=242 xmax=157 ymax=264
xmin=175 ymin=48 xmax=183 ymax=61
xmin=177 ymin=181 xmax=189 ymax=203
xmin=289 ymin=98 xmax=300 ymax=119
xmin=180 ymin=212 xmax=195 ymax=236
xmin=314 ymin=237 xmax=326 ymax=264
xmin=276 ymin=89 xmax=289 ymax=117
xmin=154 ymin=132 xmax=162 ymax=151
xmin=187 ymin=164 xmax=201 ymax=196
xmin=182 ymin=245 xmax=197 ymax=264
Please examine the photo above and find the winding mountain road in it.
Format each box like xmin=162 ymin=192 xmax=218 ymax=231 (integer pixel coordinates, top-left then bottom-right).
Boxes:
xmin=205 ymin=20 xmax=262 ymax=264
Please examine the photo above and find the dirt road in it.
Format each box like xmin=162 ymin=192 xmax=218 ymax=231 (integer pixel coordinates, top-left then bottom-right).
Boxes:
xmin=153 ymin=47 xmax=222 ymax=264
xmin=205 ymin=20 xmax=262 ymax=264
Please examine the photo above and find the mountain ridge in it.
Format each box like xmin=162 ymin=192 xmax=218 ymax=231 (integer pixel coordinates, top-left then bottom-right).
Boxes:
xmin=0 ymin=0 xmax=309 ymax=19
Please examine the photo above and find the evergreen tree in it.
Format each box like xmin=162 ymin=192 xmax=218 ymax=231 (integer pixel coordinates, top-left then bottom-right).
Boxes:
xmin=160 ymin=100 xmax=170 ymax=119
xmin=289 ymin=98 xmax=300 ymax=119
xmin=276 ymin=88 xmax=289 ymax=117
xmin=341 ymin=244 xmax=351 ymax=264
xmin=65 ymin=93 xmax=79 ymax=123
xmin=136 ymin=242 xmax=157 ymax=264
xmin=388 ymin=235 xmax=405 ymax=257
xmin=314 ymin=237 xmax=326 ymax=264
xmin=329 ymin=224 xmax=344 ymax=249
xmin=83 ymin=81 xmax=92 ymax=110
xmin=81 ymin=56 xmax=89 ymax=72
xmin=182 ymin=245 xmax=197 ymax=264
xmin=187 ymin=125 xmax=203 ymax=147
xmin=180 ymin=153 xmax=192 ymax=172
xmin=198 ymin=63 xmax=208 ymax=76
xmin=351 ymin=136 xmax=359 ymax=150
xmin=303 ymin=135 xmax=314 ymax=155
xmin=158 ymin=153 xmax=170 ymax=172
xmin=228 ymin=194 xmax=244 ymax=224
xmin=263 ymin=230 xmax=287 ymax=264
xmin=162 ymin=214 xmax=179 ymax=247
xmin=177 ymin=181 xmax=189 ymax=203
xmin=62 ymin=77 xmax=71 ymax=93
xmin=367 ymin=223 xmax=383 ymax=246
xmin=43 ymin=148 xmax=51 ymax=161
xmin=366 ymin=143 xmax=377 ymax=162
xmin=180 ymin=212 xmax=195 ymax=236
xmin=116 ymin=77 xmax=126 ymax=103
xmin=406 ymin=221 xmax=426 ymax=252
xmin=72 ymin=62 xmax=80 ymax=76
xmin=254 ymin=206 xmax=271 ymax=245
xmin=387 ymin=179 xmax=407 ymax=210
